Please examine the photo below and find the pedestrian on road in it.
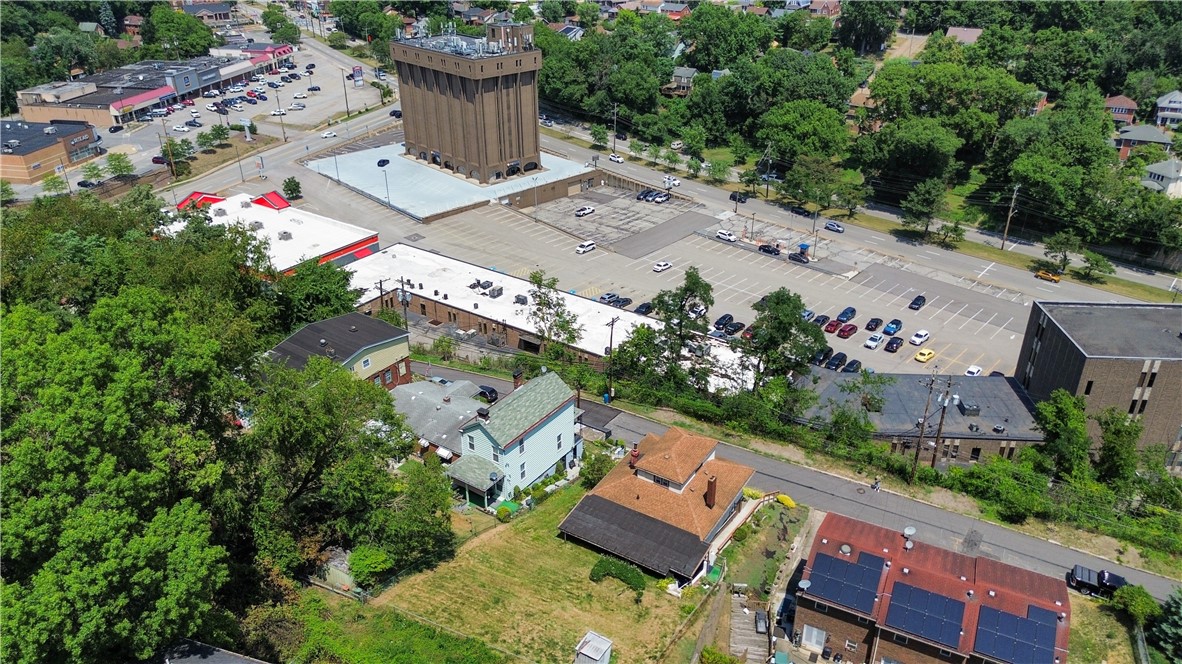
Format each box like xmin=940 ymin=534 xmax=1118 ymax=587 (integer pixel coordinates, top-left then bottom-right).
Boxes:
xmin=871 ymin=477 xmax=881 ymax=492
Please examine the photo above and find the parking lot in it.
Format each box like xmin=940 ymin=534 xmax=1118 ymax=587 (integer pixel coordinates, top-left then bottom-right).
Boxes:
xmin=339 ymin=192 xmax=1026 ymax=377
xmin=248 ymin=48 xmax=392 ymax=134
xmin=533 ymin=185 xmax=705 ymax=247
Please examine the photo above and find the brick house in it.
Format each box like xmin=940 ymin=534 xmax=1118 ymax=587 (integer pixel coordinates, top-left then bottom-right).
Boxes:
xmin=558 ymin=428 xmax=755 ymax=583
xmin=1104 ymin=94 xmax=1138 ymax=126
xmin=1114 ymin=124 xmax=1174 ymax=161
xmin=122 ymin=14 xmax=144 ymax=36
xmin=1155 ymin=89 xmax=1182 ymax=128
xmin=793 ymin=514 xmax=1071 ymax=664
xmin=809 ymin=0 xmax=841 ymax=18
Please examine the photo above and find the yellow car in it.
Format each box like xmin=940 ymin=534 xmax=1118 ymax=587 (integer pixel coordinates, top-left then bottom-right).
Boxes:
xmin=1035 ymin=270 xmax=1061 ymax=283
xmin=914 ymin=349 xmax=936 ymax=363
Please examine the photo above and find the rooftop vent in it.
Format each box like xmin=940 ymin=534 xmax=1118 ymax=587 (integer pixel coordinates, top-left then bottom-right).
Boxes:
xmin=277 ymin=231 xmax=292 ymax=241
xmin=959 ymin=401 xmax=980 ymax=416
xmin=992 ymin=424 xmax=1007 ymax=434
xmin=318 ymin=338 xmax=327 ymax=346
xmin=349 ymin=325 xmax=357 ymax=332
xmin=240 ymin=200 xmax=251 ymax=208
xmin=248 ymin=221 xmax=263 ymax=230
xmin=838 ymin=544 xmax=852 ymax=556
xmin=213 ymin=208 xmax=227 ymax=217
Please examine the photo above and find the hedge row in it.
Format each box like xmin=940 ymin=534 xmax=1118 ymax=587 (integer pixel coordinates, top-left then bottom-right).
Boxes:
xmin=590 ymin=557 xmax=646 ymax=591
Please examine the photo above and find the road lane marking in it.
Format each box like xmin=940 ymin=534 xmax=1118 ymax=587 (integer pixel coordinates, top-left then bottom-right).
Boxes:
xmin=977 ymin=262 xmax=995 ymax=279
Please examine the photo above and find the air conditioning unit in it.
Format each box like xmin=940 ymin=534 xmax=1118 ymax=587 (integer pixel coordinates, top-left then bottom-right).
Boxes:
xmin=240 ymin=200 xmax=251 ymax=208
xmin=248 ymin=221 xmax=263 ymax=230
xmin=277 ymin=231 xmax=292 ymax=241
xmin=213 ymin=208 xmax=227 ymax=217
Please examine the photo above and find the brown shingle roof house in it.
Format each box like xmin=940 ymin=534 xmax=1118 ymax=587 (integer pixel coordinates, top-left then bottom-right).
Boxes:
xmin=558 ymin=428 xmax=754 ymax=580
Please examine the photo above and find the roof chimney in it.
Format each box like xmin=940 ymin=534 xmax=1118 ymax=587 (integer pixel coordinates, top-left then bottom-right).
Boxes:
xmin=628 ymin=442 xmax=639 ymax=469
xmin=513 ymin=369 xmax=524 ymax=390
xmin=705 ymin=475 xmax=717 ymax=509
xmin=443 ymin=395 xmax=451 ymax=404
xmin=477 ymin=407 xmax=490 ymax=421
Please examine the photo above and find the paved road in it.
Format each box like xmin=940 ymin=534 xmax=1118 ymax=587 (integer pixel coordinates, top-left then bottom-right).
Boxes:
xmin=409 ymin=361 xmax=1180 ymax=602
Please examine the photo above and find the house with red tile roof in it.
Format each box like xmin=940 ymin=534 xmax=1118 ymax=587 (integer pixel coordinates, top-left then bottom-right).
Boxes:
xmin=809 ymin=0 xmax=840 ymax=18
xmin=558 ymin=428 xmax=755 ymax=582
xmin=1104 ymin=95 xmax=1138 ymax=126
xmin=792 ymin=514 xmax=1071 ymax=664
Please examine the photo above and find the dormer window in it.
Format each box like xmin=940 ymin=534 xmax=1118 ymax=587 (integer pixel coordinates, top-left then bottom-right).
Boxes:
xmin=654 ymin=476 xmax=670 ymax=488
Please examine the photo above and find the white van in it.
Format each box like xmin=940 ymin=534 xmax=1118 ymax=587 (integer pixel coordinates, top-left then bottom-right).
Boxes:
xmin=575 ymin=241 xmax=596 ymax=255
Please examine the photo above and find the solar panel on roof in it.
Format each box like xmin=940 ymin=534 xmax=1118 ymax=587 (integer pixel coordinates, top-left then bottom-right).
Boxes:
xmin=975 ymin=606 xmax=1057 ymax=664
xmin=884 ymin=583 xmax=965 ymax=649
xmin=807 ymin=552 xmax=881 ymax=615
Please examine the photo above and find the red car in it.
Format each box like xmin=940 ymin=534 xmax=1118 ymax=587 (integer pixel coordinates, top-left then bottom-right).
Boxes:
xmin=246 ymin=90 xmax=257 ymax=97
xmin=837 ymin=323 xmax=859 ymax=339
xmin=824 ymin=319 xmax=842 ymax=334
xmin=181 ymin=99 xmax=195 ymax=106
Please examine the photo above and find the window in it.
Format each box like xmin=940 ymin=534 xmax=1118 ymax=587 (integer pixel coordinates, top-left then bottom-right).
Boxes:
xmin=557 ymin=433 xmax=563 ymax=450
xmin=519 ymin=463 xmax=526 ymax=480
xmin=384 ymin=369 xmax=393 ymax=384
xmin=845 ymin=639 xmax=859 ymax=652
xmin=492 ymin=449 xmax=500 ymax=463
xmin=857 ymin=616 xmax=870 ymax=625
xmin=372 ymin=377 xmax=381 ymax=386
xmin=1147 ymin=372 xmax=1158 ymax=388
xmin=361 ymin=358 xmax=371 ymax=369
xmin=801 ymin=625 xmax=826 ymax=650
xmin=893 ymin=633 xmax=909 ymax=645
xmin=1139 ymin=371 xmax=1148 ymax=387
xmin=813 ymin=602 xmax=828 ymax=613
xmin=970 ymin=447 xmax=981 ymax=461
xmin=1138 ymin=400 xmax=1148 ymax=415
xmin=467 ymin=435 xmax=475 ymax=451
xmin=1084 ymin=380 xmax=1094 ymax=395
xmin=1129 ymin=399 xmax=1139 ymax=415
xmin=520 ymin=441 xmax=525 ymax=454
xmin=654 ymin=476 xmax=670 ymax=488
xmin=939 ymin=649 xmax=953 ymax=658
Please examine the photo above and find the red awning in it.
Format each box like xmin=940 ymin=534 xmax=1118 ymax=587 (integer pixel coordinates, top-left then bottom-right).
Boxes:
xmin=352 ymin=247 xmax=374 ymax=259
xmin=251 ymin=191 xmax=290 ymax=210
xmin=177 ymin=191 xmax=225 ymax=210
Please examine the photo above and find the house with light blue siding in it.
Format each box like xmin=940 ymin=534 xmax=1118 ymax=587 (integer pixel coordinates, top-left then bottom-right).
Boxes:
xmin=392 ymin=371 xmax=580 ymax=507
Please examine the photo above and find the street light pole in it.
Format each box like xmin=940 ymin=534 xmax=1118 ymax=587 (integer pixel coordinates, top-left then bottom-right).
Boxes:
xmin=275 ymin=93 xmax=288 ymax=141
xmin=341 ymin=69 xmax=352 ymax=119
xmin=381 ymin=168 xmax=391 ymax=208
xmin=232 ymin=142 xmax=246 ymax=182
xmin=531 ymin=176 xmax=539 ymax=220
xmin=611 ymin=103 xmax=619 ymax=154
xmin=1000 ymin=184 xmax=1020 ymax=251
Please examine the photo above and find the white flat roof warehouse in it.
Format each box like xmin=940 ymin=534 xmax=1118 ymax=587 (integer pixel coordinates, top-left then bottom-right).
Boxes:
xmin=348 ymin=243 xmax=653 ymax=357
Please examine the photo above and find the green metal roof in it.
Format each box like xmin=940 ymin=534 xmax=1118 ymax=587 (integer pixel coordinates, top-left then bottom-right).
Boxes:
xmin=471 ymin=371 xmax=574 ymax=446
xmin=446 ymin=454 xmax=503 ymax=491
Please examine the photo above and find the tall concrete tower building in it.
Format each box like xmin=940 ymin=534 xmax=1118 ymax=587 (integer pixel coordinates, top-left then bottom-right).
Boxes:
xmin=391 ymin=22 xmax=541 ymax=184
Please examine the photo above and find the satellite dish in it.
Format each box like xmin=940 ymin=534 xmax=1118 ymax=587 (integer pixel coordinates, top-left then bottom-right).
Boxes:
xmin=839 ymin=544 xmax=852 ymax=556
xmin=903 ymin=526 xmax=917 ymax=539
xmin=798 ymin=580 xmax=812 ymax=591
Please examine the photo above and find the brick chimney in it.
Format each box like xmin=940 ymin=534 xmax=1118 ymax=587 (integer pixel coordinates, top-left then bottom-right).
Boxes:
xmin=628 ymin=442 xmax=640 ymax=469
xmin=512 ymin=369 xmax=525 ymax=391
xmin=705 ymin=475 xmax=717 ymax=509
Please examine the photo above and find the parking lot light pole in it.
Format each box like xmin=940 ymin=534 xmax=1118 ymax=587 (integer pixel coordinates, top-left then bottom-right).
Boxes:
xmin=275 ymin=94 xmax=288 ymax=141
xmin=341 ymin=70 xmax=352 ymax=119
xmin=381 ymin=167 xmax=392 ymax=208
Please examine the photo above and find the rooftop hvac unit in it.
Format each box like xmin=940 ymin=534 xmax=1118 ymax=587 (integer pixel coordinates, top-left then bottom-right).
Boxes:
xmin=958 ymin=401 xmax=980 ymax=417
xmin=213 ymin=208 xmax=227 ymax=217
xmin=277 ymin=230 xmax=292 ymax=241
xmin=248 ymin=221 xmax=263 ymax=230
xmin=488 ymin=286 xmax=503 ymax=298
xmin=514 ymin=294 xmax=527 ymax=305
xmin=240 ymin=200 xmax=251 ymax=208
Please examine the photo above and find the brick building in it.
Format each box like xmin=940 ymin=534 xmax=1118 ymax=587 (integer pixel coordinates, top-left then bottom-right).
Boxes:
xmin=391 ymin=22 xmax=542 ymax=184
xmin=793 ymin=514 xmax=1071 ymax=664
xmin=1015 ymin=302 xmax=1182 ymax=472
xmin=0 ymin=120 xmax=99 ymax=184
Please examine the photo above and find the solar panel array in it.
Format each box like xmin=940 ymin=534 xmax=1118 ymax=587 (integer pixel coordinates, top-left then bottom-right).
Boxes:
xmin=807 ymin=551 xmax=884 ymax=615
xmin=974 ymin=605 xmax=1058 ymax=664
xmin=884 ymin=582 xmax=965 ymax=649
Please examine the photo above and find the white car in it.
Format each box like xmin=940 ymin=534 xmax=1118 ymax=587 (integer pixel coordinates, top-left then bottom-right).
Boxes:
xmin=231 ymin=104 xmax=244 ymax=111
xmin=270 ymin=109 xmax=286 ymax=116
xmin=287 ymin=104 xmax=303 ymax=111
xmin=909 ymin=330 xmax=930 ymax=346
xmin=205 ymin=103 xmax=218 ymax=111
xmin=171 ymin=125 xmax=190 ymax=132
xmin=664 ymin=176 xmax=681 ymax=187
xmin=608 ymin=153 xmax=624 ymax=163
xmin=190 ymin=109 xmax=201 ymax=116
xmin=716 ymin=229 xmax=737 ymax=242
xmin=653 ymin=261 xmax=673 ymax=273
xmin=964 ymin=365 xmax=983 ymax=377
xmin=321 ymin=131 xmax=337 ymax=138
xmin=575 ymin=241 xmax=596 ymax=254
xmin=228 ymin=86 xmax=243 ymax=93
xmin=293 ymin=92 xmax=308 ymax=99
xmin=864 ymin=333 xmax=885 ymax=350
xmin=273 ymin=80 xmax=285 ymax=87
xmin=574 ymin=206 xmax=595 ymax=217
xmin=253 ymin=86 xmax=266 ymax=93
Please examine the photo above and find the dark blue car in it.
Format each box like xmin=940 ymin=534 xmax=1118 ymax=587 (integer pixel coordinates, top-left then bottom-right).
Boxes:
xmin=883 ymin=319 xmax=903 ymax=335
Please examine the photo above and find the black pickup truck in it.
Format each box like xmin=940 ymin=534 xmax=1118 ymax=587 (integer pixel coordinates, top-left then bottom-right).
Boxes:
xmin=1066 ymin=564 xmax=1127 ymax=597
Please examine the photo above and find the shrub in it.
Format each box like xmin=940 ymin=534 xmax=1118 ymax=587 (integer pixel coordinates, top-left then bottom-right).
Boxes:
xmin=732 ymin=524 xmax=751 ymax=543
xmin=777 ymin=494 xmax=797 ymax=509
xmin=590 ymin=557 xmax=646 ymax=592
xmin=348 ymin=545 xmax=395 ymax=589
xmin=742 ymin=487 xmax=762 ymax=501
xmin=495 ymin=506 xmax=511 ymax=523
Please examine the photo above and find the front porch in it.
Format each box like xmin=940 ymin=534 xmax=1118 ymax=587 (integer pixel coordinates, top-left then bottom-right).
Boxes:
xmin=446 ymin=454 xmax=505 ymax=509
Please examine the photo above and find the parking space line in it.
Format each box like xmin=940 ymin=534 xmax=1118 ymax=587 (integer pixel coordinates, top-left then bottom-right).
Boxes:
xmin=974 ymin=313 xmax=998 ymax=334
xmin=989 ymin=317 xmax=1014 ymax=339
xmin=949 ymin=304 xmax=968 ymax=322
xmin=958 ymin=308 xmax=984 ymax=329
xmin=929 ymin=299 xmax=953 ymax=319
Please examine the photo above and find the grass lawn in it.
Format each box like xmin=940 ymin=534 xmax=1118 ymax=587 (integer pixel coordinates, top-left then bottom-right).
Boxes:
xmin=723 ymin=502 xmax=809 ymax=601
xmin=374 ymin=484 xmax=685 ymax=662
xmin=701 ymin=146 xmax=736 ymax=165
xmin=821 ymin=207 xmax=1176 ymax=303
xmin=179 ymin=135 xmax=279 ymax=183
xmin=1067 ymin=594 xmax=1136 ymax=664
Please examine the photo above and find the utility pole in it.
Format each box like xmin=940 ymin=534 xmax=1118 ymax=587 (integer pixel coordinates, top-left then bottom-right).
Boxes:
xmin=1000 ymin=184 xmax=1020 ymax=251
xmin=910 ymin=367 xmax=939 ymax=484
xmin=605 ymin=316 xmax=619 ymax=402
xmin=341 ymin=69 xmax=352 ymax=119
xmin=611 ymin=103 xmax=619 ymax=154
xmin=930 ymin=375 xmax=955 ymax=468
xmin=275 ymin=93 xmax=288 ymax=142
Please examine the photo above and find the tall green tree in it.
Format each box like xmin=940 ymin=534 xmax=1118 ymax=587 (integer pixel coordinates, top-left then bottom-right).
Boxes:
xmin=756 ymin=99 xmax=849 ymax=162
xmin=39 ymin=174 xmax=68 ymax=196
xmin=900 ymin=178 xmax=947 ymax=239
xmin=1043 ymin=230 xmax=1081 ymax=273
xmin=105 ymin=152 xmax=135 ymax=178
xmin=854 ymin=116 xmax=963 ymax=189
xmin=273 ymin=260 xmax=357 ymax=333
xmin=0 ymin=179 xmax=15 ymax=206
xmin=80 ymin=161 xmax=106 ymax=183
xmin=835 ymin=0 xmax=901 ymax=54
xmin=678 ymin=3 xmax=773 ymax=72
xmin=739 ymin=288 xmax=825 ymax=393
xmin=1149 ymin=587 xmax=1182 ymax=661
xmin=526 ymin=270 xmax=584 ymax=360
xmin=1034 ymin=389 xmax=1093 ymax=479
xmin=98 ymin=1 xmax=117 ymax=36
xmin=1078 ymin=249 xmax=1115 ymax=282
xmin=651 ymin=266 xmax=713 ymax=378
xmin=1093 ymin=408 xmax=1141 ymax=489
xmin=144 ymin=5 xmax=219 ymax=59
